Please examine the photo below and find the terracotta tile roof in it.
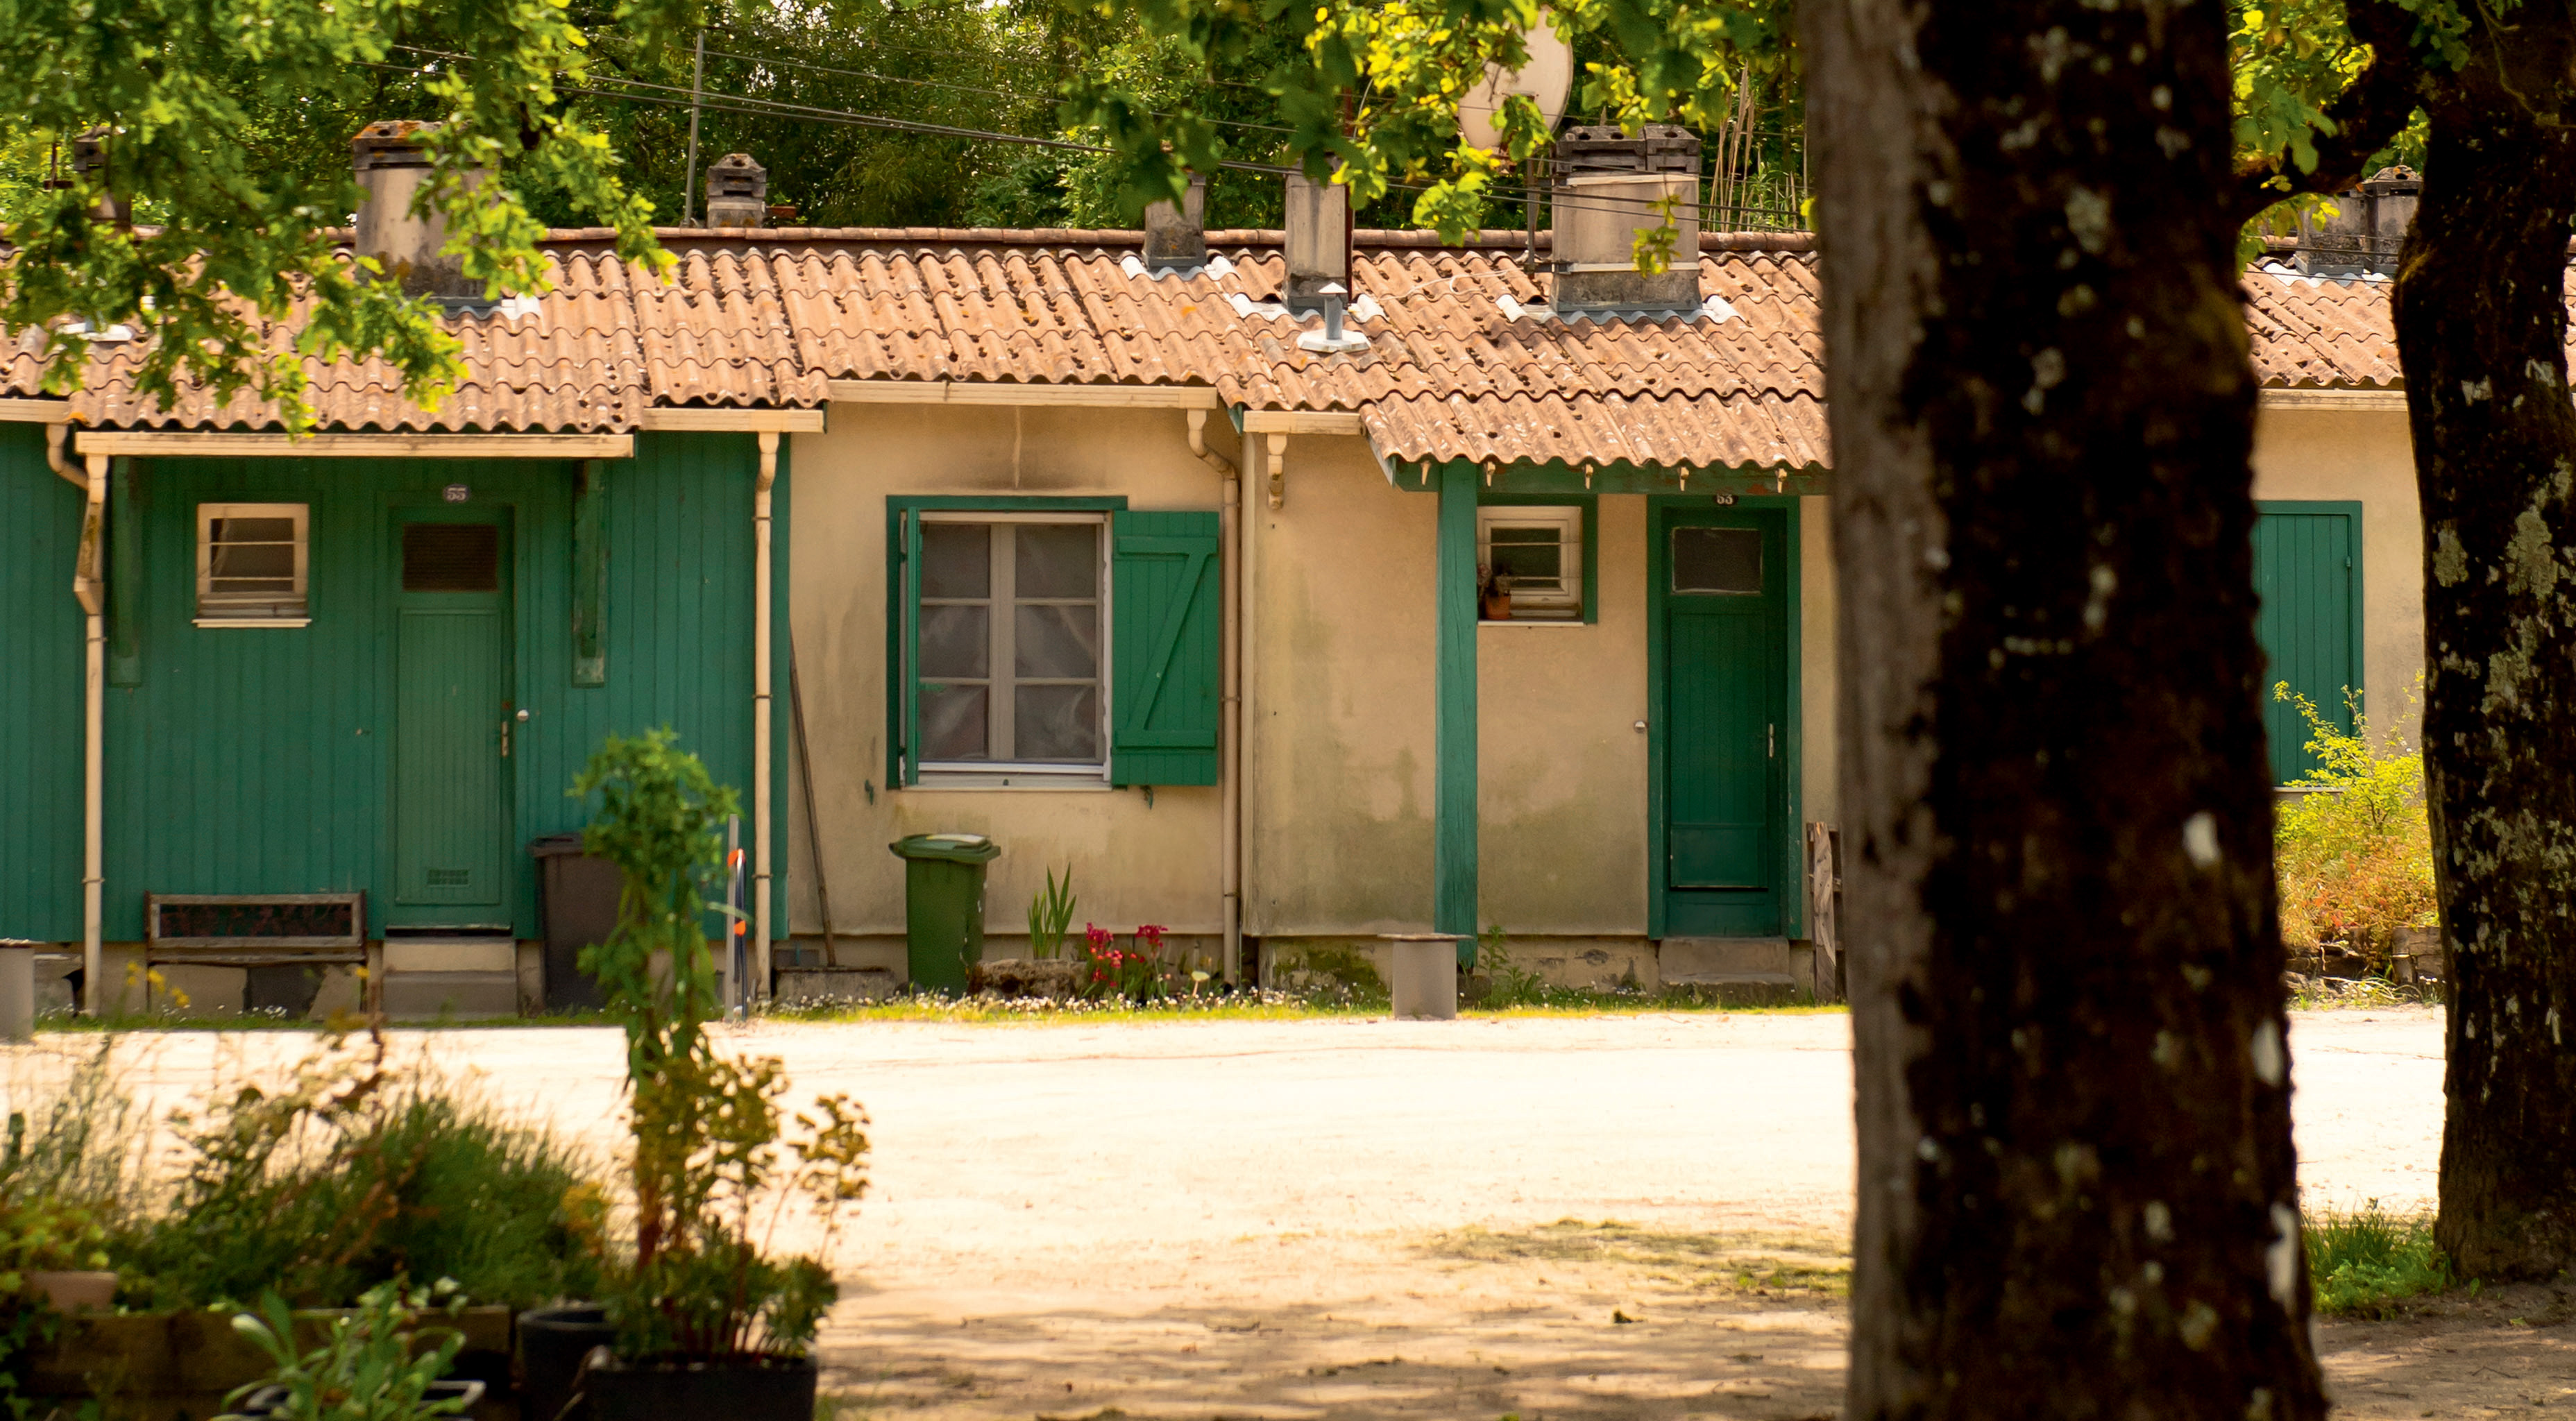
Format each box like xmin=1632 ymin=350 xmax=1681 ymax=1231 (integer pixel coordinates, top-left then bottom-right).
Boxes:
xmin=0 ymin=227 xmax=2434 ymax=470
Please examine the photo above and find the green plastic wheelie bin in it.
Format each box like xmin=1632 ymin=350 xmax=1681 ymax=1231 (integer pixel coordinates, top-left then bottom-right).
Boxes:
xmin=888 ymin=833 xmax=1000 ymax=994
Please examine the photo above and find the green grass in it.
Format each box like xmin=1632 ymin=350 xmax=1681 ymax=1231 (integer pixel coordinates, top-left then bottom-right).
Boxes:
xmin=2307 ymin=1202 xmax=2456 ymax=1317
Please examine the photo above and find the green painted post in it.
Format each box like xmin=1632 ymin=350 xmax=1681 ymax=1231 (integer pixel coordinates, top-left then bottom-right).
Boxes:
xmin=1436 ymin=461 xmax=1478 ymax=961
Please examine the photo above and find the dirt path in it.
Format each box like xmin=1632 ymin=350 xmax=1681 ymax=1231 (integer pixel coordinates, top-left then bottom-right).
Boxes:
xmin=10 ymin=1005 xmax=2544 ymax=1418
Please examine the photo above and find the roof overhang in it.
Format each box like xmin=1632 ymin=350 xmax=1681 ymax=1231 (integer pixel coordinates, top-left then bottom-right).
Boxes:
xmin=72 ymin=431 xmax=635 ymax=459
xmin=636 ymin=407 xmax=826 ymax=432
xmin=2258 ymin=386 xmax=2405 ymax=411
xmin=0 ymin=398 xmax=71 ymax=423
xmin=826 ymin=379 xmax=1221 ymax=410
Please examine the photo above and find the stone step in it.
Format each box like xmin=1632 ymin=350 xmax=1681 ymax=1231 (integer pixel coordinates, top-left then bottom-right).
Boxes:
xmin=380 ymin=970 xmax=518 ymax=1021
xmin=1660 ymin=936 xmax=1796 ymax=981
xmin=382 ymin=937 xmax=516 ymax=973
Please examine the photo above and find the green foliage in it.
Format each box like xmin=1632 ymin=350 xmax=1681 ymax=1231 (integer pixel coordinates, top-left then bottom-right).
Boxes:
xmin=1476 ymin=926 xmax=1552 ymax=1009
xmin=570 ymin=729 xmax=870 ymax=1360
xmin=2306 ymin=1201 xmax=2454 ymax=1316
xmin=226 ymin=1279 xmax=473 ymax=1421
xmin=1027 ymin=866 xmax=1078 ymax=961
xmin=0 ymin=0 xmax=682 ymax=429
xmin=2273 ymin=682 xmax=2436 ymax=958
xmin=1063 ymin=0 xmax=1790 ymax=241
xmin=121 ymin=1032 xmax=604 ymax=1311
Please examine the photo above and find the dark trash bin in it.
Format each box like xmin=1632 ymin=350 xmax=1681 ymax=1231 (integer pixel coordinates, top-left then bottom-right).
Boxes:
xmin=532 ymin=833 xmax=622 ymax=1012
xmin=888 ymin=833 xmax=999 ymax=995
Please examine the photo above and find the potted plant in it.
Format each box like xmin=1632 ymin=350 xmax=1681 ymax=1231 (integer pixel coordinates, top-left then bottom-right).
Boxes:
xmin=222 ymin=1279 xmax=486 ymax=1420
xmin=564 ymin=730 xmax=871 ymax=1421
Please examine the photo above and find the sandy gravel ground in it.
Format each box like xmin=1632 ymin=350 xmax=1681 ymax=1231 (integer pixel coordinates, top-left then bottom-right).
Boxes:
xmin=12 ymin=1005 xmax=2552 ymax=1419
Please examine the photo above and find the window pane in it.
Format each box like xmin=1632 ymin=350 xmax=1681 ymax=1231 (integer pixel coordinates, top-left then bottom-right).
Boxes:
xmin=1015 ymin=604 xmax=1100 ymax=679
xmin=1488 ymin=527 xmax=1564 ymax=588
xmin=921 ymin=523 xmax=991 ymax=597
xmin=1672 ymin=527 xmax=1763 ymax=594
xmin=1015 ymin=522 xmax=1098 ymax=597
xmin=919 ymin=683 xmax=989 ymax=760
xmin=209 ymin=539 xmax=296 ymax=583
xmin=918 ymin=604 xmax=990 ymax=679
xmin=402 ymin=523 xmax=499 ymax=593
xmin=1015 ymin=684 xmax=1101 ymax=761
xmin=214 ymin=517 xmax=296 ymax=545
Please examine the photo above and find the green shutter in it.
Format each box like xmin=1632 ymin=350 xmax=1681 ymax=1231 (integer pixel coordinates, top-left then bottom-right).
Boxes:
xmin=1110 ymin=509 xmax=1220 ymax=786
xmin=896 ymin=507 xmax=922 ymax=786
xmin=2252 ymin=503 xmax=2363 ymax=784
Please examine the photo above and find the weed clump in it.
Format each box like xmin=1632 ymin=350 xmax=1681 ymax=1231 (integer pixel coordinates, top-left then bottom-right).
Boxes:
xmin=2306 ymin=1202 xmax=2454 ymax=1317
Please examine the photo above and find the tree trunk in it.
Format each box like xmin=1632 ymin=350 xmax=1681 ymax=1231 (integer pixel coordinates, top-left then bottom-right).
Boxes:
xmin=2391 ymin=8 xmax=2576 ymax=1283
xmin=1803 ymin=1 xmax=2322 ymax=1414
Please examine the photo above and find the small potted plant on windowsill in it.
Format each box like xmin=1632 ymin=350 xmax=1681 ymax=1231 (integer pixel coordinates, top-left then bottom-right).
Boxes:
xmin=1479 ymin=566 xmax=1514 ymax=622
xmin=563 ymin=730 xmax=872 ymax=1421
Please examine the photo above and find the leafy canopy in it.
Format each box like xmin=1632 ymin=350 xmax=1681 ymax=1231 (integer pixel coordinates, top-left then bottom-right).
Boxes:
xmin=0 ymin=0 xmax=687 ymax=427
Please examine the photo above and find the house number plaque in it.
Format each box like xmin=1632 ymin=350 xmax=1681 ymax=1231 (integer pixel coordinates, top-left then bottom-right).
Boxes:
xmin=443 ymin=484 xmax=471 ymax=503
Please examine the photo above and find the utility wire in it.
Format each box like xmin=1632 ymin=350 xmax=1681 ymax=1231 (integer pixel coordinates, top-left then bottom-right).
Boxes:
xmin=364 ymin=53 xmax=1802 ymax=227
xmin=696 ymin=44 xmax=1303 ymax=137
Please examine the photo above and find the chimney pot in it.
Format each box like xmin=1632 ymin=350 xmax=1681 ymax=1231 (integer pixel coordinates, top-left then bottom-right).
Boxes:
xmin=1284 ymin=170 xmax=1352 ymax=313
xmin=704 ymin=153 xmax=769 ymax=229
xmin=1143 ymin=173 xmax=1208 ymax=271
xmin=351 ymin=119 xmax=485 ymax=303
xmin=1549 ymin=124 xmax=1703 ymax=314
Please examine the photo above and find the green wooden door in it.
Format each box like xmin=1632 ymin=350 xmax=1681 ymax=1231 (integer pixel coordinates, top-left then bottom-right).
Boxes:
xmin=2253 ymin=503 xmax=2362 ymax=783
xmin=1658 ymin=507 xmax=1789 ymax=937
xmin=391 ymin=511 xmax=514 ymax=921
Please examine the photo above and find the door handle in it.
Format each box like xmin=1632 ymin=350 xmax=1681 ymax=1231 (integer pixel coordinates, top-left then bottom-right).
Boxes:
xmin=500 ymin=718 xmax=511 ymax=758
xmin=1768 ymin=724 xmax=1775 ymax=758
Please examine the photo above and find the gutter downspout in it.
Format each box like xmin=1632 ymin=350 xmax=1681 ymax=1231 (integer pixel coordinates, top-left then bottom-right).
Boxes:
xmin=1243 ymin=424 xmax=1265 ymax=987
xmin=73 ymin=450 xmax=108 ymax=1016
xmin=1187 ymin=410 xmax=1243 ymax=985
xmin=754 ymin=432 xmax=778 ymax=1004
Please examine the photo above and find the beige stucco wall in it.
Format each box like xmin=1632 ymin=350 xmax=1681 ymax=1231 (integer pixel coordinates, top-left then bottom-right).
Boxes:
xmin=788 ymin=405 xmax=1230 ymax=973
xmin=790 ymin=409 xmax=1843 ymax=967
xmin=2250 ymin=402 xmax=2425 ymax=740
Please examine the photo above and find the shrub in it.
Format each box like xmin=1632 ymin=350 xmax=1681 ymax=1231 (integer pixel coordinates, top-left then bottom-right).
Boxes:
xmin=2273 ymin=683 xmax=2437 ymax=963
xmin=121 ymin=1032 xmax=605 ymax=1311
xmin=2307 ymin=1201 xmax=2453 ymax=1317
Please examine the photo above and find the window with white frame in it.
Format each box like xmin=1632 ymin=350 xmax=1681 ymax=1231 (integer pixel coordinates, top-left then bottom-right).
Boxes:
xmin=196 ymin=503 xmax=311 ymax=625
xmin=1477 ymin=504 xmax=1584 ymax=620
xmin=915 ymin=515 xmax=1108 ymax=773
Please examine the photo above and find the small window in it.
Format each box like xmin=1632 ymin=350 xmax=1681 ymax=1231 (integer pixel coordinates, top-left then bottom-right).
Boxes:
xmin=915 ymin=516 xmax=1107 ymax=774
xmin=1477 ymin=505 xmax=1584 ymax=621
xmin=196 ymin=503 xmax=310 ymax=626
xmin=402 ymin=523 xmax=500 ymax=593
xmin=1672 ymin=526 xmax=1763 ymax=595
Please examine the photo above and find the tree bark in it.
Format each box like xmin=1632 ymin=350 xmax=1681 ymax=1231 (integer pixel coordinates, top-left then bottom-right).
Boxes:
xmin=1804 ymin=1 xmax=2322 ymax=1415
xmin=2391 ymin=6 xmax=2576 ymax=1283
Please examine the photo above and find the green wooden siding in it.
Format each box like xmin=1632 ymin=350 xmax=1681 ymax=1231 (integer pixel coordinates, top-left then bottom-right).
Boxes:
xmin=97 ymin=433 xmax=787 ymax=942
xmin=2253 ymin=502 xmax=2363 ymax=784
xmin=0 ymin=426 xmax=87 ymax=942
xmin=1109 ymin=510 xmax=1220 ymax=786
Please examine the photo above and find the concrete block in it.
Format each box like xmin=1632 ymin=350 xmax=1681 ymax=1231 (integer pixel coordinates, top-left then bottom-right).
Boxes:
xmin=380 ymin=971 xmax=519 ymax=1021
xmin=307 ymin=965 xmax=365 ymax=1021
xmin=1389 ymin=937 xmax=1459 ymax=1020
xmin=0 ymin=944 xmax=34 ymax=1041
xmin=153 ymin=964 xmax=246 ymax=1018
xmin=516 ymin=941 xmax=545 ymax=1015
xmin=383 ymin=937 xmax=516 ymax=973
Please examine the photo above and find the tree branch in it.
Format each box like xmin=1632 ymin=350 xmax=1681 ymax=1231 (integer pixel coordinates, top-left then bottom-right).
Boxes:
xmin=2228 ymin=0 xmax=2425 ymax=223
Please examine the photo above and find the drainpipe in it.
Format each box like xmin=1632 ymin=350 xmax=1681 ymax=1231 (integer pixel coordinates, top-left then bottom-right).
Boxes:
xmin=754 ymin=432 xmax=778 ymax=1003
xmin=76 ymin=451 xmax=108 ymax=1015
xmin=1243 ymin=424 xmax=1265 ymax=987
xmin=1187 ymin=410 xmax=1243 ymax=984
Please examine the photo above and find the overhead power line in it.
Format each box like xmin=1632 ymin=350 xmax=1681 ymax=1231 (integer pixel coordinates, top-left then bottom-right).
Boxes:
xmin=363 ymin=52 xmax=1802 ymax=228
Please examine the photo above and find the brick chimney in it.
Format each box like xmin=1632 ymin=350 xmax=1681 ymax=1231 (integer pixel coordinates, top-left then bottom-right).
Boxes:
xmin=1283 ymin=170 xmax=1352 ymax=314
xmin=350 ymin=120 xmax=482 ymax=302
xmin=1550 ymin=124 xmax=1702 ymax=313
xmin=704 ymin=153 xmax=768 ymax=228
xmin=2296 ymin=165 xmax=2418 ymax=278
xmin=1143 ymin=173 xmax=1208 ymax=271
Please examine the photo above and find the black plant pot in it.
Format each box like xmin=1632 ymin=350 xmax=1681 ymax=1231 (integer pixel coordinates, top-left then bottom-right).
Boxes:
xmin=518 ymin=1304 xmax=617 ymax=1421
xmin=579 ymin=1353 xmax=817 ymax=1421
xmin=229 ymin=1379 xmax=485 ymax=1418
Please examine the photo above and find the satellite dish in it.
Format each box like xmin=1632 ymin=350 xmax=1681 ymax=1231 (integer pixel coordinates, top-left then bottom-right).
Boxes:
xmin=1459 ymin=21 xmax=1574 ymax=154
